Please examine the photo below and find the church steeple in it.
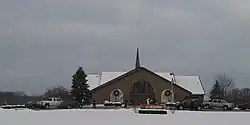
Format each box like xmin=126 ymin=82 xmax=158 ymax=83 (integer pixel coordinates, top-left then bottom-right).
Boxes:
xmin=135 ymin=48 xmax=140 ymax=68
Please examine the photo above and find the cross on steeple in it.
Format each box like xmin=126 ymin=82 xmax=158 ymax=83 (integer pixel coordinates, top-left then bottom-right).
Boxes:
xmin=135 ymin=48 xmax=140 ymax=68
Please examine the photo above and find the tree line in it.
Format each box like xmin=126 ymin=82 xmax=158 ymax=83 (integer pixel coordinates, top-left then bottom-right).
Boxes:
xmin=1 ymin=68 xmax=250 ymax=106
xmin=0 ymin=66 xmax=92 ymax=105
xmin=210 ymin=73 xmax=250 ymax=105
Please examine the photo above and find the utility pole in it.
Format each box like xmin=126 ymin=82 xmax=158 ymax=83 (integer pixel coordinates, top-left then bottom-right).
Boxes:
xmin=170 ymin=72 xmax=176 ymax=102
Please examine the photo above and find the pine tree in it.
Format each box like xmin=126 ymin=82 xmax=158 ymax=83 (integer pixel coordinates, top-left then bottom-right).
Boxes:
xmin=71 ymin=66 xmax=91 ymax=105
xmin=210 ymin=80 xmax=223 ymax=99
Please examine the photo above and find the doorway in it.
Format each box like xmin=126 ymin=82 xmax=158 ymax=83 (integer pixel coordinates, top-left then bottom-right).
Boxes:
xmin=129 ymin=80 xmax=155 ymax=105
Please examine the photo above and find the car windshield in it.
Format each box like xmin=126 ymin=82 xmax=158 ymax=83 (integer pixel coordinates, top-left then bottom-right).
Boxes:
xmin=221 ymin=100 xmax=228 ymax=103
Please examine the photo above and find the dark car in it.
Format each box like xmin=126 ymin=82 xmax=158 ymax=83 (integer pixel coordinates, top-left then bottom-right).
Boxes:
xmin=176 ymin=99 xmax=203 ymax=111
xmin=57 ymin=100 xmax=83 ymax=109
xmin=237 ymin=103 xmax=250 ymax=110
xmin=25 ymin=101 xmax=46 ymax=109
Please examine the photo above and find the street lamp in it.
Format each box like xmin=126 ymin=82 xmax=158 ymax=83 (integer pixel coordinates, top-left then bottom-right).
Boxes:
xmin=170 ymin=72 xmax=176 ymax=102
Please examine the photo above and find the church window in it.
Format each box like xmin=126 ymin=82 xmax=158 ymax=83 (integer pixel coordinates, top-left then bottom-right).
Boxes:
xmin=134 ymin=82 xmax=141 ymax=92
xmin=144 ymin=81 xmax=153 ymax=93
xmin=140 ymin=82 xmax=145 ymax=92
xmin=132 ymin=81 xmax=153 ymax=93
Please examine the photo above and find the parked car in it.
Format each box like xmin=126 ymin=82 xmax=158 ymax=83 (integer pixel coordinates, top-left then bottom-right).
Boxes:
xmin=203 ymin=99 xmax=234 ymax=110
xmin=57 ymin=100 xmax=83 ymax=109
xmin=36 ymin=97 xmax=63 ymax=109
xmin=26 ymin=100 xmax=46 ymax=109
xmin=237 ymin=103 xmax=250 ymax=110
xmin=175 ymin=98 xmax=203 ymax=111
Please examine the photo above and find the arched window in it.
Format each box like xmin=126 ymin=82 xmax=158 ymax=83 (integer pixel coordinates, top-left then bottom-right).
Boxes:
xmin=144 ymin=81 xmax=154 ymax=93
xmin=131 ymin=81 xmax=153 ymax=93
xmin=133 ymin=81 xmax=141 ymax=92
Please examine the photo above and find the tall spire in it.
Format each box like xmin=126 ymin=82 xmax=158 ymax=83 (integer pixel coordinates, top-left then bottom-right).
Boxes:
xmin=135 ymin=48 xmax=140 ymax=68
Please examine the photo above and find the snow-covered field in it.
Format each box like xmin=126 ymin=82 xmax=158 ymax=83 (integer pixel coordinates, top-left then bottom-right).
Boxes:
xmin=1 ymin=108 xmax=250 ymax=125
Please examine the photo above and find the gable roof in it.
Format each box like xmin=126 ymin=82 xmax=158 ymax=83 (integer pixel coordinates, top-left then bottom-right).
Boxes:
xmin=100 ymin=72 xmax=128 ymax=85
xmin=174 ymin=76 xmax=204 ymax=95
xmin=88 ymin=67 xmax=205 ymax=95
xmin=86 ymin=74 xmax=101 ymax=90
xmin=155 ymin=73 xmax=205 ymax=94
xmin=90 ymin=67 xmax=141 ymax=92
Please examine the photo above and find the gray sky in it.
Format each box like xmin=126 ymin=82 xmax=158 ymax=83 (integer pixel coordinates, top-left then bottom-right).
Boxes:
xmin=1 ymin=0 xmax=250 ymax=95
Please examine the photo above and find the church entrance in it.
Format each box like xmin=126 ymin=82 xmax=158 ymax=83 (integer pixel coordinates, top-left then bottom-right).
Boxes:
xmin=129 ymin=80 xmax=155 ymax=105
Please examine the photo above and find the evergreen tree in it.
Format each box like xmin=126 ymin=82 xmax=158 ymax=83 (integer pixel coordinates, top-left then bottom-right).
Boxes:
xmin=71 ymin=66 xmax=91 ymax=105
xmin=210 ymin=80 xmax=223 ymax=99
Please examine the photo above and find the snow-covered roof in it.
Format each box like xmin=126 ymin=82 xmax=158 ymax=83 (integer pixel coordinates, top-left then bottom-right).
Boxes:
xmin=86 ymin=74 xmax=101 ymax=90
xmin=155 ymin=73 xmax=204 ymax=94
xmin=100 ymin=72 xmax=127 ymax=85
xmin=155 ymin=72 xmax=173 ymax=81
xmin=174 ymin=76 xmax=204 ymax=95
xmin=87 ymin=70 xmax=205 ymax=95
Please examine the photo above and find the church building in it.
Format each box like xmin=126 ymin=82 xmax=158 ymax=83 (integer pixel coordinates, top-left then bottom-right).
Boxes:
xmin=86 ymin=48 xmax=205 ymax=105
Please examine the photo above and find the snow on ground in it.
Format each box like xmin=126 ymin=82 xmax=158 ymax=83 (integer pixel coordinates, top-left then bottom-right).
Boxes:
xmin=0 ymin=108 xmax=250 ymax=125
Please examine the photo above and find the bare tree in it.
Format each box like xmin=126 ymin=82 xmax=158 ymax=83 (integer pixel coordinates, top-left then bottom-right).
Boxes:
xmin=43 ymin=85 xmax=70 ymax=100
xmin=215 ymin=73 xmax=234 ymax=97
xmin=227 ymin=88 xmax=240 ymax=103
xmin=240 ymin=88 xmax=250 ymax=102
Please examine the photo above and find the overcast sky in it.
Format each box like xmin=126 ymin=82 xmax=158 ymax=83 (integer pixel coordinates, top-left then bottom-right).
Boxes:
xmin=1 ymin=0 xmax=250 ymax=95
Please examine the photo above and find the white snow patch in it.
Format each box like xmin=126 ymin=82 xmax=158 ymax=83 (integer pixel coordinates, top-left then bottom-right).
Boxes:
xmin=174 ymin=76 xmax=204 ymax=95
xmin=100 ymin=72 xmax=127 ymax=85
xmin=155 ymin=72 xmax=173 ymax=81
xmin=0 ymin=105 xmax=25 ymax=108
xmin=0 ymin=109 xmax=250 ymax=125
xmin=86 ymin=74 xmax=101 ymax=90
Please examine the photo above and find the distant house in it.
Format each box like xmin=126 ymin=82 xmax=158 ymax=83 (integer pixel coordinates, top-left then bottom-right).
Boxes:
xmin=86 ymin=48 xmax=205 ymax=105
